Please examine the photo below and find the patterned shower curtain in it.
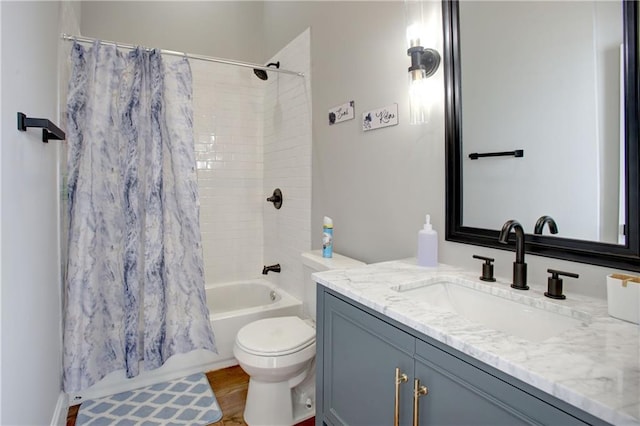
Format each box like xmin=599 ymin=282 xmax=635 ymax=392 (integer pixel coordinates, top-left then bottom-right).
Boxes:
xmin=63 ymin=41 xmax=216 ymax=393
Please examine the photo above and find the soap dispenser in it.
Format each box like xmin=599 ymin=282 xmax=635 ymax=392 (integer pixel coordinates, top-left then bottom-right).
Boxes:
xmin=417 ymin=214 xmax=438 ymax=267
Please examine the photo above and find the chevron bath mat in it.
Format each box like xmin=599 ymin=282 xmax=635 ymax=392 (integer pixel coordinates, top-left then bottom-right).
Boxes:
xmin=76 ymin=372 xmax=223 ymax=425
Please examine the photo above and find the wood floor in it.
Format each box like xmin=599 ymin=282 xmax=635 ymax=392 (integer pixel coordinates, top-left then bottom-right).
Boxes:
xmin=66 ymin=365 xmax=315 ymax=426
xmin=207 ymin=366 xmax=251 ymax=425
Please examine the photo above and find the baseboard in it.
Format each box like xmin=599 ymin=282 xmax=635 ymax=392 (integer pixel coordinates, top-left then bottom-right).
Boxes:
xmin=51 ymin=392 xmax=69 ymax=426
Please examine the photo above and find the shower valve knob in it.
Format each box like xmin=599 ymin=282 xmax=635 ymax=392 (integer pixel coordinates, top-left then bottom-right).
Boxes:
xmin=267 ymin=188 xmax=283 ymax=209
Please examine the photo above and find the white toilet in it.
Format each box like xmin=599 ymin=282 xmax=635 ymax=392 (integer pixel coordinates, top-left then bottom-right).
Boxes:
xmin=233 ymin=250 xmax=365 ymax=425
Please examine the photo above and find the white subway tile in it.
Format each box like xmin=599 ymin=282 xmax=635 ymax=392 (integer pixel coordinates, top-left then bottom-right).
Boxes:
xmin=194 ymin=29 xmax=310 ymax=283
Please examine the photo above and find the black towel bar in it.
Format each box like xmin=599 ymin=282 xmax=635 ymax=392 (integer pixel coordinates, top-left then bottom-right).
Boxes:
xmin=17 ymin=112 xmax=66 ymax=143
xmin=468 ymin=149 xmax=524 ymax=160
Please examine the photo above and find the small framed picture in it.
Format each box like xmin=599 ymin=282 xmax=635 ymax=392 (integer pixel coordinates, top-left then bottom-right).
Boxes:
xmin=328 ymin=101 xmax=355 ymax=125
xmin=362 ymin=103 xmax=398 ymax=131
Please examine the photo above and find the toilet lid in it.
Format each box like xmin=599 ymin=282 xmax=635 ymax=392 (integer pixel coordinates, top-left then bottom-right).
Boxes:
xmin=236 ymin=316 xmax=315 ymax=356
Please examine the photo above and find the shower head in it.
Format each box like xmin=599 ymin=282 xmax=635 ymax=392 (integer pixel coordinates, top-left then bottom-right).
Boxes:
xmin=253 ymin=61 xmax=280 ymax=80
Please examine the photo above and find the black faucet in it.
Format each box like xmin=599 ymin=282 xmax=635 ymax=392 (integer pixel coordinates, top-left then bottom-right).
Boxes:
xmin=262 ymin=264 xmax=281 ymax=275
xmin=498 ymin=220 xmax=529 ymax=290
xmin=534 ymin=216 xmax=558 ymax=235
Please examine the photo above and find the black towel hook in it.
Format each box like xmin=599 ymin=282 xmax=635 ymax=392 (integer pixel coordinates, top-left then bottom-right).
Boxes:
xmin=17 ymin=112 xmax=66 ymax=143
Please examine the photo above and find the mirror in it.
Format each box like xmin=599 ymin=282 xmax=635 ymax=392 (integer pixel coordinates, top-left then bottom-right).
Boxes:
xmin=459 ymin=1 xmax=623 ymax=244
xmin=443 ymin=0 xmax=640 ymax=271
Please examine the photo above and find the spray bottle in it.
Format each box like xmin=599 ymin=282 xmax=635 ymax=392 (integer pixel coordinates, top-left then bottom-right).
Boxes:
xmin=323 ymin=216 xmax=334 ymax=258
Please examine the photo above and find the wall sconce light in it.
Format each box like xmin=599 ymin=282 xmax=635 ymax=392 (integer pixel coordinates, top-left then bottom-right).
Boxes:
xmin=405 ymin=4 xmax=441 ymax=125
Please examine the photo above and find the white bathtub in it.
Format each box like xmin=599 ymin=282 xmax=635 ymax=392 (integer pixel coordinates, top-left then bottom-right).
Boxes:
xmin=205 ymin=279 xmax=303 ymax=362
xmin=69 ymin=279 xmax=302 ymax=405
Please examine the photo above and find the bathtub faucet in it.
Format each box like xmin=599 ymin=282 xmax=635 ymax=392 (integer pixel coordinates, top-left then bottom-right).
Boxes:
xmin=262 ymin=264 xmax=281 ymax=275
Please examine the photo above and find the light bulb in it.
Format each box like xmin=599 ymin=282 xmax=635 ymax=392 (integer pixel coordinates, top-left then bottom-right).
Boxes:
xmin=408 ymin=69 xmax=431 ymax=124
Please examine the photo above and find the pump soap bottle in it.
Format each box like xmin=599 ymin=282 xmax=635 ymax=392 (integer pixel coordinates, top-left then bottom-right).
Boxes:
xmin=417 ymin=214 xmax=438 ymax=267
xmin=323 ymin=216 xmax=334 ymax=258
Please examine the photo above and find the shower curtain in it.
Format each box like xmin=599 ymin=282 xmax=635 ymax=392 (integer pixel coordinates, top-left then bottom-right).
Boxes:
xmin=63 ymin=41 xmax=216 ymax=393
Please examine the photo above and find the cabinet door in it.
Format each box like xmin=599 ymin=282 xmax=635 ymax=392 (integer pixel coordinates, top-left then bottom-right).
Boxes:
xmin=414 ymin=339 xmax=588 ymax=425
xmin=322 ymin=293 xmax=415 ymax=426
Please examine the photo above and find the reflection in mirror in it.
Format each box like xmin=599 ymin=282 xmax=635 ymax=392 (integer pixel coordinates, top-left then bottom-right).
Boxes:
xmin=443 ymin=0 xmax=640 ymax=271
xmin=459 ymin=1 xmax=623 ymax=244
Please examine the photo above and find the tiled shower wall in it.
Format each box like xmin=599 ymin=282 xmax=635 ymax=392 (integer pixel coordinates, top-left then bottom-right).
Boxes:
xmin=193 ymin=28 xmax=311 ymax=288
xmin=192 ymin=61 xmax=265 ymax=284
xmin=263 ymin=29 xmax=312 ymax=301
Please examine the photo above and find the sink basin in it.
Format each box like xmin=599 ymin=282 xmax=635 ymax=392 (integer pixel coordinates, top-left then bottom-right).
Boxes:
xmin=392 ymin=277 xmax=587 ymax=342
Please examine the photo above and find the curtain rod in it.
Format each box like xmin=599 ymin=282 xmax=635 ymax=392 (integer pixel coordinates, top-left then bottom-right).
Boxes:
xmin=61 ymin=33 xmax=305 ymax=77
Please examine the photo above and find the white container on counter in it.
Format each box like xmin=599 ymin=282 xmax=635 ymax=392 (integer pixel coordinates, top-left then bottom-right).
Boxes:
xmin=606 ymin=273 xmax=640 ymax=324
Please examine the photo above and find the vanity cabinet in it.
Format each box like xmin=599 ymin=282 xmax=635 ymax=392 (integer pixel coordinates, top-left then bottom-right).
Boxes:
xmin=316 ymin=286 xmax=609 ymax=426
xmin=318 ymin=288 xmax=414 ymax=425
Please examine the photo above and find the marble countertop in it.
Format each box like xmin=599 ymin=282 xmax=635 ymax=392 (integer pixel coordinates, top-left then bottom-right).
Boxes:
xmin=312 ymin=259 xmax=640 ymax=426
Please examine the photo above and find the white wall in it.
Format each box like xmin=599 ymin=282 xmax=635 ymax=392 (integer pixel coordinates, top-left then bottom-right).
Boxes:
xmin=1 ymin=2 xmax=66 ymax=424
xmin=80 ymin=1 xmax=265 ymax=63
xmin=192 ymin=59 xmax=266 ymax=283
xmin=262 ymin=29 xmax=312 ymax=301
xmin=262 ymin=1 xmax=444 ymax=264
xmin=260 ymin=1 xmax=627 ymax=299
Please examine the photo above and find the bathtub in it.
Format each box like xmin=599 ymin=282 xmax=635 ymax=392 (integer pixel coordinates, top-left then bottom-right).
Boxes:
xmin=204 ymin=279 xmax=303 ymax=363
xmin=69 ymin=279 xmax=302 ymax=405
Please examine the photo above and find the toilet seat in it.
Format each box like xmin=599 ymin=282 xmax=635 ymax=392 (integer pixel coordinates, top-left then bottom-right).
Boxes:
xmin=236 ymin=316 xmax=315 ymax=357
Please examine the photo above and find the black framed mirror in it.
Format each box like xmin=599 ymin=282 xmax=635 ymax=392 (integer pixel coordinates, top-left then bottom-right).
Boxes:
xmin=443 ymin=0 xmax=639 ymax=271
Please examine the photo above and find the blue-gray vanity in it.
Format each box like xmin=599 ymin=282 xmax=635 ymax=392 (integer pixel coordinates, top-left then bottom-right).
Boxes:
xmin=313 ymin=261 xmax=639 ymax=426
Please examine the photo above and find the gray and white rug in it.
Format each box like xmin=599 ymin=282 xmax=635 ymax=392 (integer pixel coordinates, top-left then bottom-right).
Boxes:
xmin=76 ymin=372 xmax=222 ymax=425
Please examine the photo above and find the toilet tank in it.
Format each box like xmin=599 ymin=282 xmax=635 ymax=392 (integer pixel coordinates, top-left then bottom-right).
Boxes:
xmin=301 ymin=250 xmax=365 ymax=320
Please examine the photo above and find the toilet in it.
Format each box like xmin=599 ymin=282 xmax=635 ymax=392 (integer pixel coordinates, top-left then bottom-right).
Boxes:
xmin=233 ymin=250 xmax=365 ymax=425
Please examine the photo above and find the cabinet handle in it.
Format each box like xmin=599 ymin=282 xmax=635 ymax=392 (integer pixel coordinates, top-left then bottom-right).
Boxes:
xmin=394 ymin=368 xmax=408 ymax=426
xmin=413 ymin=378 xmax=429 ymax=426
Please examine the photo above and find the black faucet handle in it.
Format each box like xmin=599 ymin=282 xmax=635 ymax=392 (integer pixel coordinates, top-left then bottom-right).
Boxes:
xmin=547 ymin=269 xmax=579 ymax=279
xmin=472 ymin=255 xmax=496 ymax=282
xmin=545 ymin=268 xmax=579 ymax=299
